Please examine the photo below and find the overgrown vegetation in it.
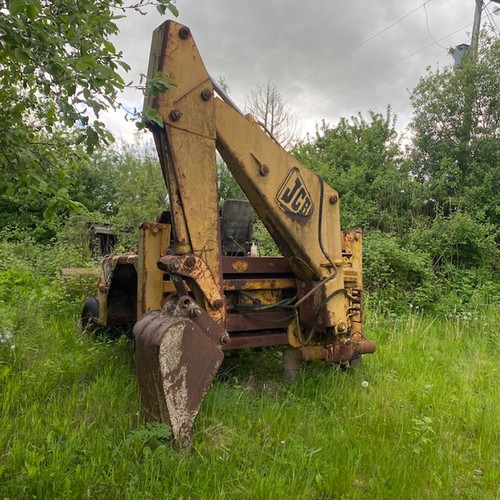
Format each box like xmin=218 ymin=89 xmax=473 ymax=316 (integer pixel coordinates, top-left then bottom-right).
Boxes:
xmin=291 ymin=36 xmax=500 ymax=311
xmin=0 ymin=6 xmax=498 ymax=497
xmin=0 ymin=238 xmax=498 ymax=497
xmin=2 ymin=27 xmax=498 ymax=313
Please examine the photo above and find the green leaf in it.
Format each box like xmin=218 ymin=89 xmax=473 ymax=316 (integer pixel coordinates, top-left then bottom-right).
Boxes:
xmin=26 ymin=0 xmax=41 ymax=21
xmin=86 ymin=128 xmax=99 ymax=149
xmin=116 ymin=60 xmax=131 ymax=72
xmin=43 ymin=199 xmax=57 ymax=220
xmin=14 ymin=48 xmax=31 ymax=65
xmin=76 ymin=55 xmax=97 ymax=71
xmin=8 ymin=0 xmax=25 ymax=15
xmin=141 ymin=108 xmax=164 ymax=128
xmin=156 ymin=0 xmax=178 ymax=16
xmin=0 ymin=0 xmax=183 ymax=215
xmin=103 ymin=41 xmax=116 ymax=54
xmin=146 ymin=72 xmax=177 ymax=97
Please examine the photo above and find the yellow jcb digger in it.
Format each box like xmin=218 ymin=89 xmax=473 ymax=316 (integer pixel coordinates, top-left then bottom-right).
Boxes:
xmin=81 ymin=20 xmax=376 ymax=447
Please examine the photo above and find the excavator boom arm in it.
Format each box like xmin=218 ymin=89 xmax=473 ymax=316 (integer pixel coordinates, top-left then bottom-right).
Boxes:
xmin=144 ymin=20 xmax=350 ymax=329
xmin=145 ymin=21 xmax=343 ymax=280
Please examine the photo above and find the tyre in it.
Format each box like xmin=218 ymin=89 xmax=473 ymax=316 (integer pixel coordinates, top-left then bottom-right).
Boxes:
xmin=81 ymin=297 xmax=100 ymax=333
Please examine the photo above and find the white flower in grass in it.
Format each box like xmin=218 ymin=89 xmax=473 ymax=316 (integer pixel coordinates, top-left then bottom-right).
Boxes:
xmin=0 ymin=330 xmax=14 ymax=346
xmin=361 ymin=380 xmax=369 ymax=388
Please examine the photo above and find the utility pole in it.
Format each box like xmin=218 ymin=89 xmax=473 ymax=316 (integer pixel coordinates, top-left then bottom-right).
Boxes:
xmin=470 ymin=0 xmax=500 ymax=59
xmin=452 ymin=0 xmax=500 ymax=65
xmin=470 ymin=0 xmax=483 ymax=59
xmin=459 ymin=0 xmax=499 ymax=150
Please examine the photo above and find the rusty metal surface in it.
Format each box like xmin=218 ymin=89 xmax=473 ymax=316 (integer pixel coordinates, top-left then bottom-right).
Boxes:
xmin=157 ymin=254 xmax=224 ymax=310
xmin=222 ymin=256 xmax=293 ymax=276
xmin=214 ymin=93 xmax=344 ymax=282
xmin=226 ymin=310 xmax=293 ymax=332
xmin=101 ymin=261 xmax=138 ymax=326
xmin=137 ymin=222 xmax=171 ymax=318
xmin=297 ymin=333 xmax=376 ymax=364
xmin=223 ymin=277 xmax=296 ymax=292
xmin=222 ymin=331 xmax=288 ymax=350
xmin=142 ymin=19 xmax=374 ymax=355
xmin=60 ymin=268 xmax=100 ymax=279
xmin=133 ymin=295 xmax=226 ymax=447
xmin=283 ymin=347 xmax=302 ymax=380
xmin=146 ymin=20 xmax=223 ymax=322
xmin=123 ymin=20 xmax=380 ymax=448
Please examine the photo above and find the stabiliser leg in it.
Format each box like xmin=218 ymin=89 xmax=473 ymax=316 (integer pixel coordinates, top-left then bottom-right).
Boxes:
xmin=133 ymin=295 xmax=227 ymax=447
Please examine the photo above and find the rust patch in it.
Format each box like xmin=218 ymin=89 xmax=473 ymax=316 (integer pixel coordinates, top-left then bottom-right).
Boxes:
xmin=231 ymin=260 xmax=249 ymax=273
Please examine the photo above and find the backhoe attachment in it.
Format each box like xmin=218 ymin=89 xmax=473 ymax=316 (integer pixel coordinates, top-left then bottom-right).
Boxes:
xmin=124 ymin=20 xmax=377 ymax=447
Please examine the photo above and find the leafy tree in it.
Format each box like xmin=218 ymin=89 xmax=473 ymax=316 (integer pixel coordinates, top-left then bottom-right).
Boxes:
xmin=0 ymin=0 xmax=177 ymax=210
xmin=217 ymin=161 xmax=244 ymax=203
xmin=409 ymin=212 xmax=498 ymax=270
xmin=63 ymin=137 xmax=166 ymax=252
xmin=0 ymin=193 xmax=59 ymax=243
xmin=408 ymin=34 xmax=500 ymax=228
xmin=293 ymin=108 xmax=410 ymax=232
xmin=105 ymin=138 xmax=166 ymax=250
xmin=68 ymin=148 xmax=121 ymax=216
xmin=363 ymin=230 xmax=435 ymax=310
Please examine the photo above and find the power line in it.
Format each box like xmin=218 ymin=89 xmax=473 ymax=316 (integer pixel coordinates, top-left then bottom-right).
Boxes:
xmin=483 ymin=2 xmax=500 ymax=35
xmin=282 ymin=0 xmax=433 ymax=96
xmin=424 ymin=3 xmax=449 ymax=49
xmin=297 ymin=23 xmax=472 ymax=115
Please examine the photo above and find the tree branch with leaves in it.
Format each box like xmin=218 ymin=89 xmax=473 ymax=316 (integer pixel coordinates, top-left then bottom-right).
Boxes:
xmin=0 ymin=0 xmax=177 ymax=215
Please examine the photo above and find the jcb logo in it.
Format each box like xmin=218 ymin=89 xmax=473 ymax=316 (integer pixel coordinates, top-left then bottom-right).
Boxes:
xmin=276 ymin=167 xmax=314 ymax=218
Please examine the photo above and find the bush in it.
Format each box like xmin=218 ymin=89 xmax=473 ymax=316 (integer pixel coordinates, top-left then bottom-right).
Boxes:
xmin=0 ymin=194 xmax=59 ymax=244
xmin=409 ymin=212 xmax=498 ymax=270
xmin=253 ymin=219 xmax=280 ymax=256
xmin=363 ymin=231 xmax=436 ymax=311
xmin=0 ymin=231 xmax=96 ymax=318
xmin=363 ymin=219 xmax=500 ymax=314
xmin=432 ymin=265 xmax=500 ymax=315
xmin=0 ymin=269 xmax=35 ymax=302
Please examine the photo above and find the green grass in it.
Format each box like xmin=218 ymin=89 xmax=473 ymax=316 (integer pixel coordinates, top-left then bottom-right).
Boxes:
xmin=1 ymin=297 xmax=499 ymax=499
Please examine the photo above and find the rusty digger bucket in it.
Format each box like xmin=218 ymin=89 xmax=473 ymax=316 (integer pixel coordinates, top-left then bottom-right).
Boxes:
xmin=133 ymin=295 xmax=227 ymax=447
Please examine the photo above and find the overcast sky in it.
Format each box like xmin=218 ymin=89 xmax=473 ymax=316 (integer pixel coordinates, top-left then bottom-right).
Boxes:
xmin=102 ymin=0 xmax=499 ymax=142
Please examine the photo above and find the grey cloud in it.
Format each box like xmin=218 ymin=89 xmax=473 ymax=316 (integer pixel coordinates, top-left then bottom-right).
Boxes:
xmin=109 ymin=0 xmax=478 ymax=140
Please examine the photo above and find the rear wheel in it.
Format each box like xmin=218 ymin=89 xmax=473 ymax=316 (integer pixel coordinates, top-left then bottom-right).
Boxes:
xmin=81 ymin=297 xmax=100 ymax=333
